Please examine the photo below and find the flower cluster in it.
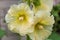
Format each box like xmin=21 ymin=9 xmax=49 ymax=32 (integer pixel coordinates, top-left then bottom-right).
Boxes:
xmin=5 ymin=0 xmax=55 ymax=40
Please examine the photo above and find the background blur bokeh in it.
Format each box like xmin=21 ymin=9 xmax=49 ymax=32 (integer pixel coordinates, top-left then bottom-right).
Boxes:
xmin=0 ymin=0 xmax=60 ymax=40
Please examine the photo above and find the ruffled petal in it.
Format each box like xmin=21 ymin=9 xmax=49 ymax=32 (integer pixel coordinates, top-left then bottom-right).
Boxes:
xmin=33 ymin=0 xmax=53 ymax=12
xmin=5 ymin=5 xmax=19 ymax=23
xmin=28 ymin=19 xmax=53 ymax=40
xmin=8 ymin=21 xmax=34 ymax=36
xmin=5 ymin=3 xmax=34 ymax=36
xmin=35 ymin=11 xmax=55 ymax=25
xmin=41 ymin=0 xmax=53 ymax=11
xmin=28 ymin=28 xmax=52 ymax=40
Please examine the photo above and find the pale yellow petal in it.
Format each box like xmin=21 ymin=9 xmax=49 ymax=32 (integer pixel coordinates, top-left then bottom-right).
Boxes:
xmin=8 ymin=21 xmax=34 ymax=36
xmin=35 ymin=11 xmax=55 ymax=25
xmin=44 ymin=25 xmax=53 ymax=31
xmin=33 ymin=0 xmax=53 ymax=12
xmin=41 ymin=0 xmax=53 ymax=11
xmin=28 ymin=22 xmax=53 ymax=40
xmin=5 ymin=3 xmax=34 ymax=36
xmin=5 ymin=5 xmax=19 ymax=23
xmin=28 ymin=29 xmax=52 ymax=40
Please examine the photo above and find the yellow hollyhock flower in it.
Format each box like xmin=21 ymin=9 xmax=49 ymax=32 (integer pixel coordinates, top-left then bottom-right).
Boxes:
xmin=5 ymin=3 xmax=34 ymax=36
xmin=32 ymin=0 xmax=53 ymax=12
xmin=28 ymin=11 xmax=55 ymax=40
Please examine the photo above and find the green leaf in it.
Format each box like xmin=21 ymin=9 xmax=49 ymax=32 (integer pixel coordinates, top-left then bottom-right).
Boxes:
xmin=0 ymin=29 xmax=6 ymax=38
xmin=48 ymin=32 xmax=60 ymax=40
xmin=53 ymin=4 xmax=60 ymax=11
xmin=51 ymin=10 xmax=59 ymax=17
xmin=33 ymin=0 xmax=41 ymax=7
xmin=51 ymin=4 xmax=60 ymax=32
xmin=25 ymin=0 xmax=41 ymax=7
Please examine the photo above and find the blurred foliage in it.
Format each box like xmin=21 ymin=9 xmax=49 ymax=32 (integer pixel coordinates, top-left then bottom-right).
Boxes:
xmin=51 ymin=4 xmax=60 ymax=33
xmin=48 ymin=32 xmax=60 ymax=40
xmin=0 ymin=28 xmax=6 ymax=38
xmin=33 ymin=0 xmax=41 ymax=7
xmin=47 ymin=4 xmax=60 ymax=40
xmin=25 ymin=0 xmax=31 ymax=6
xmin=27 ymin=35 xmax=31 ymax=40
xmin=24 ymin=0 xmax=41 ymax=7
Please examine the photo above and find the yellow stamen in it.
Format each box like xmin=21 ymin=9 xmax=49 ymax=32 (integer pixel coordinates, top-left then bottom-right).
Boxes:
xmin=19 ymin=16 xmax=24 ymax=21
xmin=38 ymin=25 xmax=44 ymax=30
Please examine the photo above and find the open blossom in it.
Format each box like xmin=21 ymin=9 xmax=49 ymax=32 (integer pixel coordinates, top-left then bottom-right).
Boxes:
xmin=28 ymin=11 xmax=55 ymax=40
xmin=5 ymin=0 xmax=55 ymax=40
xmin=5 ymin=3 xmax=34 ymax=36
xmin=32 ymin=0 xmax=53 ymax=12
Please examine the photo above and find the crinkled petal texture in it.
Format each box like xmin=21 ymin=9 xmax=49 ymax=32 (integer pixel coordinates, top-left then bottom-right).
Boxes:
xmin=35 ymin=11 xmax=55 ymax=25
xmin=41 ymin=0 xmax=53 ymax=11
xmin=28 ymin=25 xmax=53 ymax=40
xmin=5 ymin=3 xmax=34 ymax=36
xmin=33 ymin=0 xmax=53 ymax=12
xmin=28 ymin=11 xmax=55 ymax=40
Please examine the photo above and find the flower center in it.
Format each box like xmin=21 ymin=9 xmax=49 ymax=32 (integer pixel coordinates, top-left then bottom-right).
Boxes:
xmin=19 ymin=16 xmax=24 ymax=21
xmin=38 ymin=25 xmax=44 ymax=30
xmin=35 ymin=23 xmax=44 ymax=30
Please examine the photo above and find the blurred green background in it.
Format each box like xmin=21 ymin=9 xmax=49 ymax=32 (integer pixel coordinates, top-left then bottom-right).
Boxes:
xmin=48 ymin=4 xmax=60 ymax=40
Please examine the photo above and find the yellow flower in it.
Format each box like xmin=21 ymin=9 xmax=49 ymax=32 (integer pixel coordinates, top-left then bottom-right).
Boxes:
xmin=5 ymin=3 xmax=34 ymax=36
xmin=32 ymin=0 xmax=53 ymax=12
xmin=28 ymin=11 xmax=55 ymax=40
